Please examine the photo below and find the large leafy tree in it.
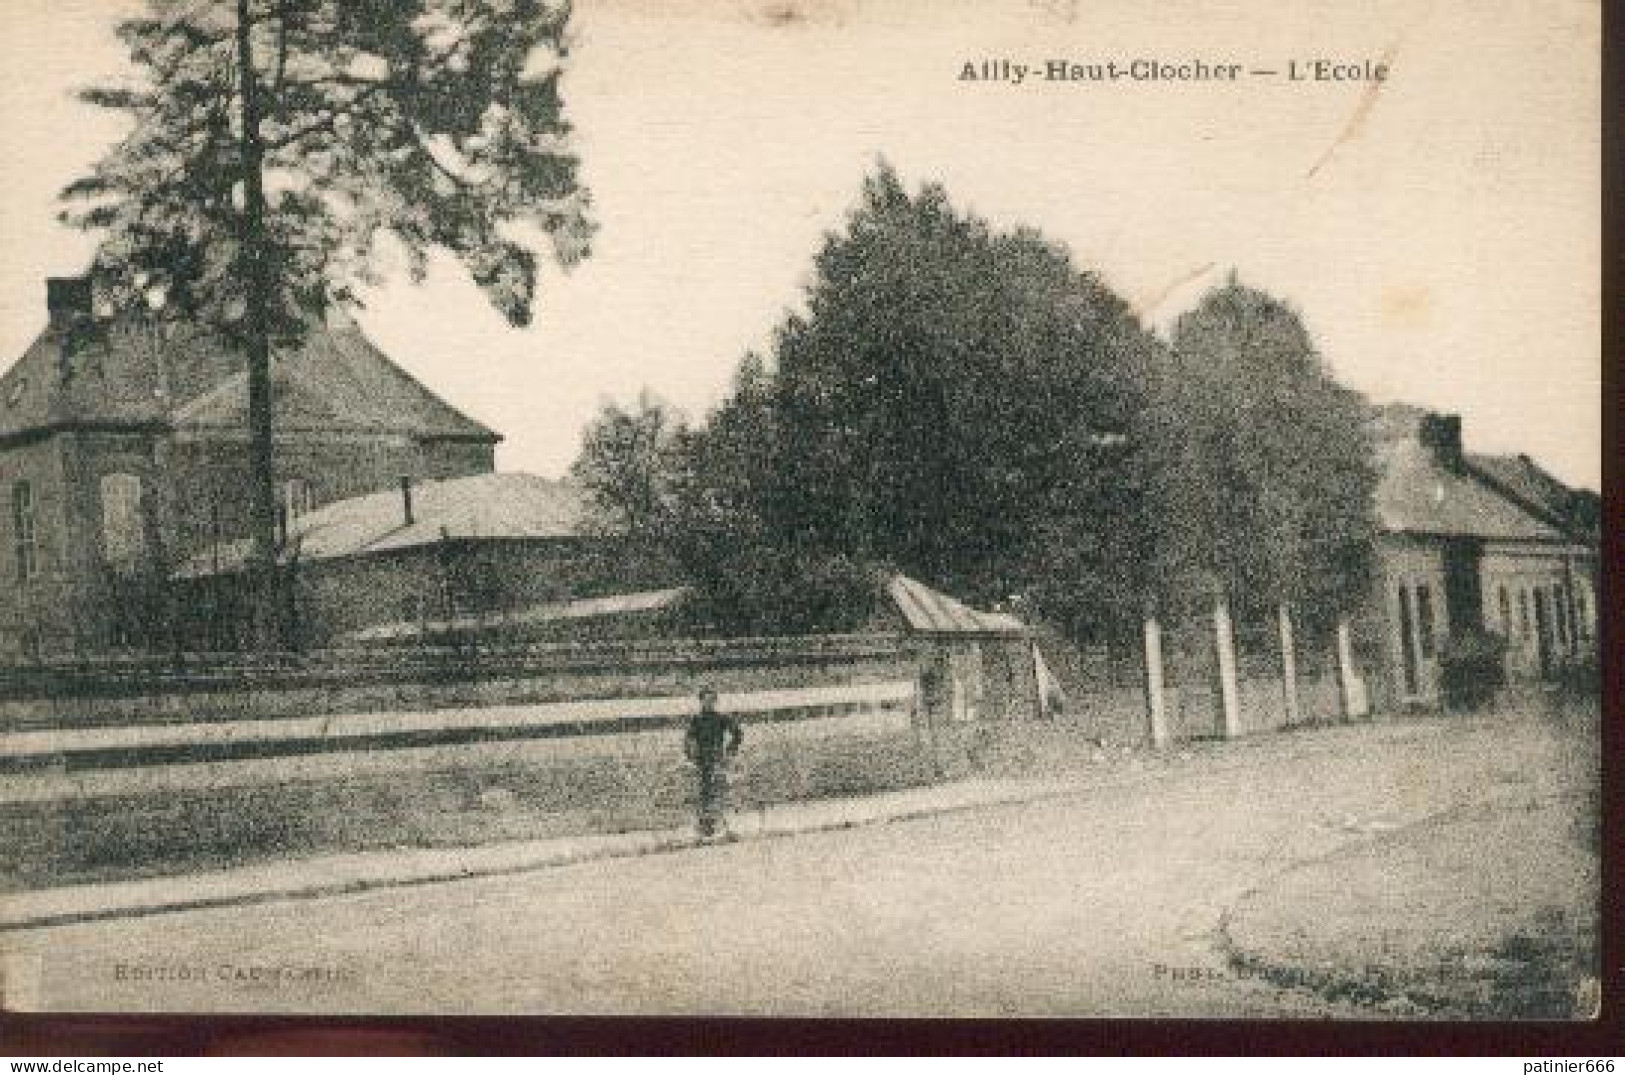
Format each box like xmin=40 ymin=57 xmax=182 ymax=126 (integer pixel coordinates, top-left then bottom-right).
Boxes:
xmin=63 ymin=0 xmax=593 ymax=642
xmin=660 ymin=165 xmax=1165 ymax=638
xmin=768 ymin=166 xmax=1164 ymax=633
xmin=665 ymin=354 xmax=879 ymax=635
xmin=1156 ymin=278 xmax=1377 ymax=627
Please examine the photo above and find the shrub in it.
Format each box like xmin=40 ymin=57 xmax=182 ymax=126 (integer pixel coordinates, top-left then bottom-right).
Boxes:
xmin=1554 ymin=653 xmax=1599 ymax=696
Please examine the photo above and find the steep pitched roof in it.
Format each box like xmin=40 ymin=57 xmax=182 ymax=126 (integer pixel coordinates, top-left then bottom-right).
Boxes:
xmin=0 ymin=310 xmax=497 ymax=443
xmin=0 ymin=322 xmax=208 ymax=439
xmin=171 ymin=318 xmax=498 ymax=440
xmin=1465 ymin=452 xmax=1597 ymax=541
xmin=1370 ymin=405 xmax=1570 ymax=543
xmin=0 ymin=333 xmax=66 ymax=436
xmin=175 ymin=472 xmax=591 ymax=577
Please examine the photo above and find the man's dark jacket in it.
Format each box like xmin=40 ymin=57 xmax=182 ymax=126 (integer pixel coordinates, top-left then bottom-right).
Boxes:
xmin=686 ymin=709 xmax=743 ymax=765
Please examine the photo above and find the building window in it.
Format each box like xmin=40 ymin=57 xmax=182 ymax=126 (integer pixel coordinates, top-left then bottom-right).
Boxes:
xmin=1518 ymin=590 xmax=1530 ymax=639
xmin=1577 ymin=590 xmax=1590 ymax=641
xmin=100 ymin=473 xmax=145 ymax=574
xmin=12 ymin=480 xmax=38 ymax=581
xmin=1497 ymin=586 xmax=1512 ymax=636
xmin=281 ymin=478 xmax=315 ymax=522
xmin=1397 ymin=585 xmax=1420 ymax=696
xmin=1552 ymin=583 xmax=1569 ymax=649
xmin=1415 ymin=583 xmax=1437 ymax=658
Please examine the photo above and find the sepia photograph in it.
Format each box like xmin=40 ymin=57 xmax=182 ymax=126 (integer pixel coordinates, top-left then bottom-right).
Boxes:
xmin=0 ymin=0 xmax=1603 ymax=1024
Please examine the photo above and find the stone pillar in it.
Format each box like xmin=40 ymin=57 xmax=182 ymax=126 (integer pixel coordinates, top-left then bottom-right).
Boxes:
xmin=1144 ymin=612 xmax=1169 ymax=747
xmin=916 ymin=645 xmax=950 ymax=780
xmin=1278 ymin=601 xmax=1301 ymax=727
xmin=1214 ymin=596 xmax=1241 ymax=738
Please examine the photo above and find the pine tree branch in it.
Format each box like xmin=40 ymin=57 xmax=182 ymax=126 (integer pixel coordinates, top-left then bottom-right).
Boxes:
xmin=260 ymin=32 xmax=472 ymax=155
xmin=414 ymin=128 xmax=482 ymax=194
xmin=260 ymin=80 xmax=391 ymax=152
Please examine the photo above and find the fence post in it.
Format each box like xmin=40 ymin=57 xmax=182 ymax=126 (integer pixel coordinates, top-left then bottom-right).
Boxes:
xmin=1214 ymin=596 xmax=1241 ymax=738
xmin=1144 ymin=612 xmax=1169 ymax=747
xmin=1277 ymin=601 xmax=1301 ymax=727
xmin=1335 ymin=617 xmax=1365 ymax=719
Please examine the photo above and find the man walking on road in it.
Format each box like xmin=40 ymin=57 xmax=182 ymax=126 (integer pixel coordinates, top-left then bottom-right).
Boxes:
xmin=686 ymin=687 xmax=744 ymax=839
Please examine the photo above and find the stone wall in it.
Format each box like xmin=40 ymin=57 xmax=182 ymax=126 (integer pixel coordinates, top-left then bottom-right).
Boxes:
xmin=0 ymin=687 xmax=932 ymax=891
xmin=0 ymin=634 xmax=917 ymax=727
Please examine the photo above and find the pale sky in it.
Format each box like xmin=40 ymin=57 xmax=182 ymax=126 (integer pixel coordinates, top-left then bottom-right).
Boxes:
xmin=0 ymin=0 xmax=1602 ymax=487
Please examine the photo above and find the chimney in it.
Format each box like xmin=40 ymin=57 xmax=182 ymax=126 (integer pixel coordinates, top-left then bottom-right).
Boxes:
xmin=46 ymin=276 xmax=93 ymax=330
xmin=1419 ymin=412 xmax=1464 ymax=472
xmin=400 ymin=476 xmax=415 ymax=526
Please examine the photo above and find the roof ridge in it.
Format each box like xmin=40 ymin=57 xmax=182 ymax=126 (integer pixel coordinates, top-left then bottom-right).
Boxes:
xmin=1459 ymin=454 xmax=1586 ymax=539
xmin=328 ymin=323 xmax=500 ymax=441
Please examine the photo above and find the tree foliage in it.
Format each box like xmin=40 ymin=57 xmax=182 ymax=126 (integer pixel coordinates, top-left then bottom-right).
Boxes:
xmin=757 ymin=165 xmax=1167 ymax=635
xmin=1154 ymin=278 xmax=1378 ymax=624
xmin=64 ymin=0 xmax=593 ymax=641
xmin=65 ymin=0 xmax=593 ymax=337
xmin=578 ymin=165 xmax=1165 ymax=637
xmin=571 ymin=170 xmax=1379 ymax=641
xmin=569 ymin=391 xmax=687 ymax=539
xmin=570 ymin=362 xmax=884 ymax=635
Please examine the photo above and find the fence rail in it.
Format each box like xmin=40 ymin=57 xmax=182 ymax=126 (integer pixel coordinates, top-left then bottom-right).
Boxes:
xmin=0 ymin=633 xmax=912 ymax=702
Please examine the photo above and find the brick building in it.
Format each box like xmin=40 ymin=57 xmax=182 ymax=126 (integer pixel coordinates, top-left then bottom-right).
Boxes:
xmin=1358 ymin=405 xmax=1598 ymax=709
xmin=0 ymin=277 xmax=499 ymax=659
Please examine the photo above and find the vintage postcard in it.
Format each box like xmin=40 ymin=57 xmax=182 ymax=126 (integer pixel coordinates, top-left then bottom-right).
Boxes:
xmin=0 ymin=0 xmax=1601 ymax=1020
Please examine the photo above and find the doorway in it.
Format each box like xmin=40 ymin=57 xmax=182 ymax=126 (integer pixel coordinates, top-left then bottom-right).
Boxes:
xmin=1533 ymin=588 xmax=1554 ymax=679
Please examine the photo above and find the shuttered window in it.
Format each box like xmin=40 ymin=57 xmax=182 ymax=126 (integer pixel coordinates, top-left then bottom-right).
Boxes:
xmin=12 ymin=481 xmax=38 ymax=581
xmin=1415 ymin=583 xmax=1437 ymax=659
xmin=281 ymin=478 xmax=314 ymax=522
xmin=100 ymin=473 xmax=145 ymax=574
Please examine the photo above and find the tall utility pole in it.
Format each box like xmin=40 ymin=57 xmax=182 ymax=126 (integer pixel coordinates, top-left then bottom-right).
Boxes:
xmin=236 ymin=0 xmax=280 ymax=648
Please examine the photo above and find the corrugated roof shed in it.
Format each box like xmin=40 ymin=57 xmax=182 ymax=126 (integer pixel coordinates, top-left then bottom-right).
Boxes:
xmin=345 ymin=575 xmax=1025 ymax=643
xmin=348 ymin=587 xmax=689 ymax=642
xmin=886 ymin=574 xmax=1027 ymax=636
xmin=175 ymin=472 xmax=592 ymax=577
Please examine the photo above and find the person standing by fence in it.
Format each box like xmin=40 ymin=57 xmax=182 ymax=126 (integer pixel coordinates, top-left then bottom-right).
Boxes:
xmin=685 ymin=687 xmax=743 ymax=839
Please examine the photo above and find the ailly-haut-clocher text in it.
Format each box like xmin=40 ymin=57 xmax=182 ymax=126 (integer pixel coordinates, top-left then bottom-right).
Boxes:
xmin=960 ymin=57 xmax=1389 ymax=84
